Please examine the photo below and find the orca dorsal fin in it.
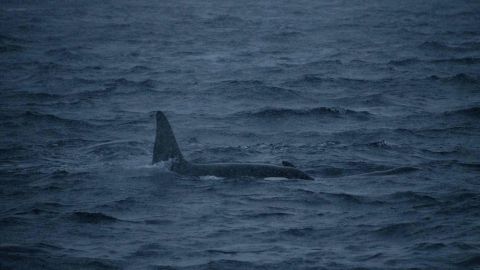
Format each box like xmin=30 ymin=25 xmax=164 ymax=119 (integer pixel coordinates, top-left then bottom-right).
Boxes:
xmin=282 ymin=161 xmax=296 ymax=168
xmin=152 ymin=111 xmax=185 ymax=164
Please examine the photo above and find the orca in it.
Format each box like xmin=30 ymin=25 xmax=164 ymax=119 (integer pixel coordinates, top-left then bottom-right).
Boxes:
xmin=152 ymin=111 xmax=313 ymax=180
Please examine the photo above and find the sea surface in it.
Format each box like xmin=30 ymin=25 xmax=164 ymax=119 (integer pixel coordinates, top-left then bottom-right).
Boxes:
xmin=1 ymin=0 xmax=480 ymax=269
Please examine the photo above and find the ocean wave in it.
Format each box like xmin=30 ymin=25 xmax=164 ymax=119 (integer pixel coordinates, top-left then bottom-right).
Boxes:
xmin=435 ymin=192 xmax=479 ymax=216
xmin=281 ymin=227 xmax=314 ymax=237
xmin=320 ymin=192 xmax=367 ymax=204
xmin=0 ymin=244 xmax=50 ymax=255
xmin=428 ymin=73 xmax=479 ymax=84
xmin=2 ymin=91 xmax=62 ymax=101
xmin=71 ymin=85 xmax=162 ymax=100
xmin=45 ymin=48 xmax=88 ymax=61
xmin=389 ymin=57 xmax=480 ymax=66
xmin=317 ymin=160 xmax=392 ymax=176
xmin=0 ymin=44 xmax=23 ymax=53
xmin=14 ymin=96 xmax=73 ymax=111
xmin=108 ymin=78 xmax=158 ymax=88
xmin=70 ymin=211 xmax=119 ymax=224
xmin=419 ymin=41 xmax=479 ymax=52
xmin=192 ymin=146 xmax=259 ymax=161
xmin=420 ymin=146 xmax=472 ymax=157
xmin=355 ymin=252 xmax=384 ymax=262
xmin=21 ymin=61 xmax=69 ymax=72
xmin=408 ymin=126 xmax=475 ymax=138
xmin=246 ymin=193 xmax=330 ymax=205
xmin=411 ymin=242 xmax=446 ymax=251
xmin=288 ymin=189 xmax=332 ymax=205
xmin=362 ymin=140 xmax=394 ymax=149
xmin=144 ymin=219 xmax=173 ymax=225
xmin=0 ymin=145 xmax=28 ymax=157
xmin=73 ymin=87 xmax=115 ymax=99
xmin=210 ymin=80 xmax=302 ymax=100
xmin=450 ymin=242 xmax=478 ymax=251
xmin=242 ymin=212 xmax=293 ymax=218
xmin=22 ymin=76 xmax=100 ymax=95
xmin=295 ymin=59 xmax=342 ymax=68
xmin=387 ymin=191 xmax=438 ymax=204
xmin=458 ymin=162 xmax=480 ymax=171
xmin=373 ymin=222 xmax=420 ymax=238
xmin=0 ymin=34 xmax=27 ymax=54
xmin=444 ymin=107 xmax=480 ymax=118
xmin=286 ymin=74 xmax=391 ymax=86
xmin=129 ymin=243 xmax=170 ymax=257
xmin=334 ymin=93 xmax=392 ymax=107
xmin=205 ymin=146 xmax=259 ymax=155
xmin=444 ymin=192 xmax=478 ymax=203
xmin=129 ymin=65 xmax=151 ymax=73
xmin=456 ymin=255 xmax=480 ymax=268
xmin=419 ymin=41 xmax=450 ymax=50
xmin=264 ymin=31 xmax=305 ymax=41
xmin=16 ymin=207 xmax=58 ymax=216
xmin=79 ymin=65 xmax=103 ymax=71
xmin=82 ymin=140 xmax=147 ymax=160
xmin=96 ymin=197 xmax=137 ymax=211
xmin=0 ymin=217 xmax=27 ymax=226
xmin=388 ymin=58 xmax=420 ymax=66
xmin=0 ymin=250 xmax=120 ymax=270
xmin=316 ymin=166 xmax=344 ymax=177
xmin=460 ymin=41 xmax=480 ymax=50
xmin=171 ymin=258 xmax=326 ymax=270
xmin=0 ymin=111 xmax=95 ymax=129
xmin=0 ymin=34 xmax=26 ymax=43
xmin=203 ymin=15 xmax=247 ymax=28
xmin=182 ymin=259 xmax=256 ymax=270
xmin=238 ymin=107 xmax=372 ymax=120
xmin=432 ymin=57 xmax=480 ymax=65
xmin=365 ymin=167 xmax=419 ymax=176
xmin=294 ymin=189 xmax=368 ymax=205
xmin=206 ymin=249 xmax=238 ymax=255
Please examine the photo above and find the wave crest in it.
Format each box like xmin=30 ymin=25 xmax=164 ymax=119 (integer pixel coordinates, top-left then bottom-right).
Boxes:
xmin=70 ymin=211 xmax=118 ymax=224
xmin=444 ymin=107 xmax=480 ymax=118
xmin=239 ymin=107 xmax=372 ymax=120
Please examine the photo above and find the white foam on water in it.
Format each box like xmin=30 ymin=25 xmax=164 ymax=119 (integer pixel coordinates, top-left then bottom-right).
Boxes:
xmin=199 ymin=175 xmax=225 ymax=180
xmin=264 ymin=177 xmax=289 ymax=181
xmin=139 ymin=159 xmax=175 ymax=172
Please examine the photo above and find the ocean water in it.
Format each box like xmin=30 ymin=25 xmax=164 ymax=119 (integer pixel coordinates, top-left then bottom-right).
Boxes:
xmin=1 ymin=0 xmax=480 ymax=269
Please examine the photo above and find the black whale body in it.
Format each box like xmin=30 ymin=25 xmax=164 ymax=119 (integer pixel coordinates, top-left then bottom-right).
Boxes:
xmin=152 ymin=111 xmax=313 ymax=180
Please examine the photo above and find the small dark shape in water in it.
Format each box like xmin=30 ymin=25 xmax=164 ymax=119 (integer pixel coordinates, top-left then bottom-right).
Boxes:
xmin=71 ymin=211 xmax=118 ymax=224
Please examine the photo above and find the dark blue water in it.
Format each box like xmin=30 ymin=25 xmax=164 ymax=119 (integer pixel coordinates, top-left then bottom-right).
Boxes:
xmin=1 ymin=0 xmax=480 ymax=269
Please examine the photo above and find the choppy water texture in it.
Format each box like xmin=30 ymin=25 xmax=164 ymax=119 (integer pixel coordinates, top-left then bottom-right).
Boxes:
xmin=1 ymin=0 xmax=480 ymax=269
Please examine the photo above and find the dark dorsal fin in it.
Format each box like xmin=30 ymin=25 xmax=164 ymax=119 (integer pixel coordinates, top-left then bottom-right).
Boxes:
xmin=152 ymin=111 xmax=185 ymax=164
xmin=282 ymin=161 xmax=296 ymax=168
